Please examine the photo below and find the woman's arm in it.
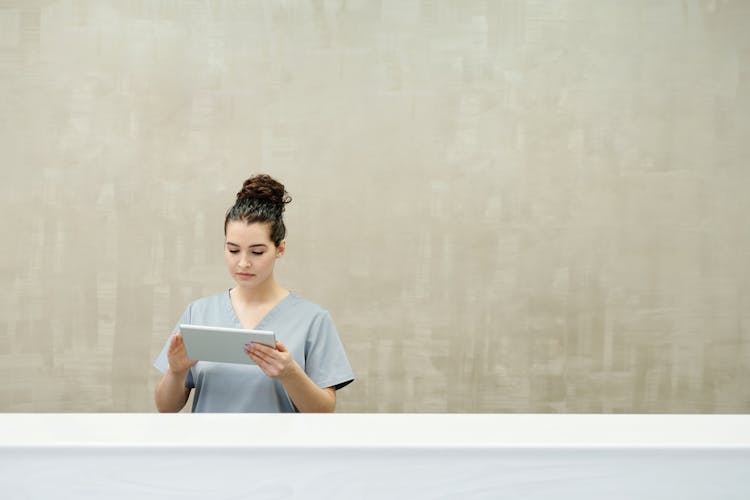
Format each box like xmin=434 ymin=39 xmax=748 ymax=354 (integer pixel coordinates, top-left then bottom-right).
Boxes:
xmin=154 ymin=368 xmax=191 ymax=412
xmin=154 ymin=333 xmax=196 ymax=412
xmin=246 ymin=341 xmax=337 ymax=412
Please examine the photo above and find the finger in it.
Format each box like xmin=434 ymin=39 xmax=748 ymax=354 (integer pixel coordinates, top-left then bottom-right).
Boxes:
xmin=250 ymin=347 xmax=281 ymax=368
xmin=250 ymin=347 xmax=274 ymax=365
xmin=249 ymin=342 xmax=278 ymax=356
xmin=248 ymin=351 xmax=274 ymax=374
xmin=245 ymin=345 xmax=269 ymax=363
xmin=275 ymin=341 xmax=287 ymax=352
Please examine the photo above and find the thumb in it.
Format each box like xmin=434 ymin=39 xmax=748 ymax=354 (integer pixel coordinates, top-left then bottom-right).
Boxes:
xmin=275 ymin=341 xmax=287 ymax=352
xmin=171 ymin=332 xmax=183 ymax=347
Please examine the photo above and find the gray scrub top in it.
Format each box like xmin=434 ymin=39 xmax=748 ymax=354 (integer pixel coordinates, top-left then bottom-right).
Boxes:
xmin=153 ymin=291 xmax=354 ymax=413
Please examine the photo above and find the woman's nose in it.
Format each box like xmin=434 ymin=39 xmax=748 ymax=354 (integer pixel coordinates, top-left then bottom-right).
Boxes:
xmin=240 ymin=254 xmax=252 ymax=268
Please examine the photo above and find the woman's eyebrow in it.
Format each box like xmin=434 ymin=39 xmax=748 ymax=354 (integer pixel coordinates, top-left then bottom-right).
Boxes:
xmin=225 ymin=241 xmax=267 ymax=248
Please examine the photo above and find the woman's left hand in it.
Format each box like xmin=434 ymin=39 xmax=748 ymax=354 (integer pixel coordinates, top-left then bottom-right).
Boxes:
xmin=245 ymin=341 xmax=297 ymax=379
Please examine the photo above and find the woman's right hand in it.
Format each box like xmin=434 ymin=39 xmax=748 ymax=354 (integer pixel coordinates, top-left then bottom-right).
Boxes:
xmin=167 ymin=332 xmax=198 ymax=374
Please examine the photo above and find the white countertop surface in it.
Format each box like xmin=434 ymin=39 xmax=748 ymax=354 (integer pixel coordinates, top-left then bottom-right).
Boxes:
xmin=3 ymin=414 xmax=749 ymax=499
xmin=2 ymin=413 xmax=749 ymax=447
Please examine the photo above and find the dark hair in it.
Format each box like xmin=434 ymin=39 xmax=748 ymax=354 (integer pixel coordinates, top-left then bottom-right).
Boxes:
xmin=224 ymin=174 xmax=292 ymax=246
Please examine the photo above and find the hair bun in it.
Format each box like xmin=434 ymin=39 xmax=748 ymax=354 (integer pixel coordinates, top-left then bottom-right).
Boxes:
xmin=236 ymin=174 xmax=291 ymax=210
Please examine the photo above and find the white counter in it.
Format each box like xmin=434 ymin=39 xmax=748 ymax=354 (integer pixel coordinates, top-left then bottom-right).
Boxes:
xmin=1 ymin=414 xmax=748 ymax=499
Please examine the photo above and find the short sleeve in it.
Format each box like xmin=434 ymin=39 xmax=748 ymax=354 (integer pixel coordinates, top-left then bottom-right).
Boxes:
xmin=152 ymin=303 xmax=195 ymax=388
xmin=304 ymin=310 xmax=354 ymax=390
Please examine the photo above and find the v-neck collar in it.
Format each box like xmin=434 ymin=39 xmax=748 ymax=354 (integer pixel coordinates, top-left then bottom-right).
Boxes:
xmin=224 ymin=289 xmax=293 ymax=330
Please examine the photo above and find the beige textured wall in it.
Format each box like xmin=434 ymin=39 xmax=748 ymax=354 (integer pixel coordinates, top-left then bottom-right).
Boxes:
xmin=1 ymin=1 xmax=749 ymax=413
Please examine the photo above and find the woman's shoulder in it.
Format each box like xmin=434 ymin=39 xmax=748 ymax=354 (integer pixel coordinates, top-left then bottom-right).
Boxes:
xmin=285 ymin=293 xmax=332 ymax=320
xmin=286 ymin=293 xmax=325 ymax=312
xmin=279 ymin=294 xmax=341 ymax=338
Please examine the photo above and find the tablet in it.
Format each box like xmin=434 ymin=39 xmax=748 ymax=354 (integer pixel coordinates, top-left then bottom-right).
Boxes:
xmin=179 ymin=324 xmax=276 ymax=365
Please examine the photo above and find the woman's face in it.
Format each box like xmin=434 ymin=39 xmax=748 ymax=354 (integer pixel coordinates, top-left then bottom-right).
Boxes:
xmin=224 ymin=221 xmax=284 ymax=289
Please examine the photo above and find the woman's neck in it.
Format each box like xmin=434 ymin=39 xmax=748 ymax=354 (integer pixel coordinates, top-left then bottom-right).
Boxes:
xmin=230 ymin=278 xmax=287 ymax=306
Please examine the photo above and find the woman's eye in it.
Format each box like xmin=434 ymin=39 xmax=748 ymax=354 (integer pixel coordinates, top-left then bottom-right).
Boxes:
xmin=252 ymin=251 xmax=265 ymax=256
xmin=229 ymin=250 xmax=239 ymax=254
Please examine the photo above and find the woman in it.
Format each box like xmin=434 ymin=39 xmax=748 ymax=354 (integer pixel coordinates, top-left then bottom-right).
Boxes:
xmin=153 ymin=174 xmax=354 ymax=412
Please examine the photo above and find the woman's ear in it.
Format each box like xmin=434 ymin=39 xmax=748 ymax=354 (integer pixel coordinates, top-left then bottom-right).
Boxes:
xmin=276 ymin=240 xmax=286 ymax=258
